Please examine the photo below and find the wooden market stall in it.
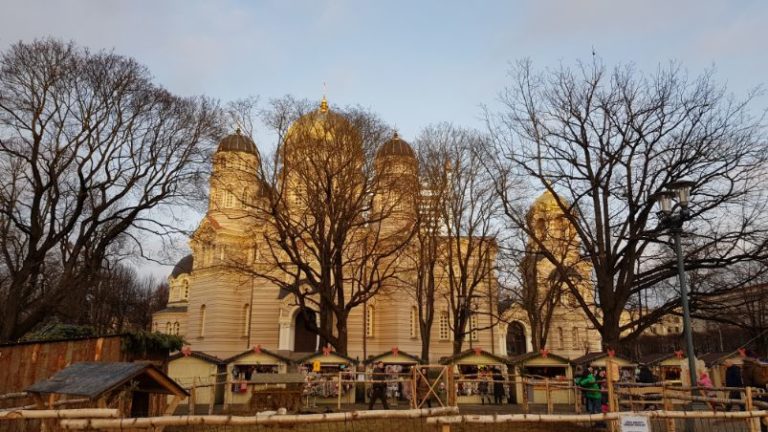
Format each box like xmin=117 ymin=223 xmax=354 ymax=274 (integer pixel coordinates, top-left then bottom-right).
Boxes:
xmin=364 ymin=349 xmax=422 ymax=406
xmin=639 ymin=352 xmax=705 ymax=387
xmin=509 ymin=352 xmax=573 ymax=405
xmin=440 ymin=349 xmax=511 ymax=405
xmin=224 ymin=347 xmax=292 ymax=407
xmin=296 ymin=350 xmax=357 ymax=405
xmin=699 ymin=351 xmax=744 ymax=388
xmin=572 ymin=352 xmax=637 ymax=382
xmin=167 ymin=350 xmax=225 ymax=408
xmin=25 ymin=362 xmax=187 ymax=417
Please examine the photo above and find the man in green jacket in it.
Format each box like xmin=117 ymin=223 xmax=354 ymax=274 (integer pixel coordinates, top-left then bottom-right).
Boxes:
xmin=576 ymin=367 xmax=602 ymax=414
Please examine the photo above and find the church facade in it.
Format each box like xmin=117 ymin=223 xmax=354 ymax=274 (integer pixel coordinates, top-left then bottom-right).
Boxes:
xmin=152 ymin=99 xmax=601 ymax=363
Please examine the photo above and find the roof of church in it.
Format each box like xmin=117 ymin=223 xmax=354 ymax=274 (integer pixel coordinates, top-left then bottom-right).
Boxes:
xmin=171 ymin=254 xmax=193 ymax=278
xmin=376 ymin=132 xmax=415 ymax=159
xmin=217 ymin=131 xmax=258 ymax=155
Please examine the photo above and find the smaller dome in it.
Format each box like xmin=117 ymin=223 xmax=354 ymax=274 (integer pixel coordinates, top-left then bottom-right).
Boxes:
xmin=376 ymin=132 xmax=415 ymax=159
xmin=171 ymin=254 xmax=193 ymax=278
xmin=217 ymin=131 xmax=258 ymax=155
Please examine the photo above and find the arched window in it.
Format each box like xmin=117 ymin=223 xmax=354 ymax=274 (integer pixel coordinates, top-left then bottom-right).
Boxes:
xmin=557 ymin=327 xmax=564 ymax=350
xmin=572 ymin=327 xmax=580 ymax=349
xmin=470 ymin=314 xmax=479 ymax=341
xmin=410 ymin=306 xmax=418 ymax=338
xmin=439 ymin=311 xmax=450 ymax=340
xmin=183 ymin=281 xmax=189 ymax=300
xmin=243 ymin=304 xmax=251 ymax=336
xmin=199 ymin=305 xmax=207 ymax=337
xmin=165 ymin=322 xmax=172 ymax=334
xmin=225 ymin=191 xmax=234 ymax=208
xmin=173 ymin=322 xmax=180 ymax=336
xmin=365 ymin=305 xmax=375 ymax=337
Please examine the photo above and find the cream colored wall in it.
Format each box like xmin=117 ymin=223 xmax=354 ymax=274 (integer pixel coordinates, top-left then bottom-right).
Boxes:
xmin=168 ymin=357 xmax=219 ymax=405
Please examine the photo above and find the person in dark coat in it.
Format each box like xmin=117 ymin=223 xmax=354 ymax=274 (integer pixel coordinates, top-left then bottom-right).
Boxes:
xmin=492 ymin=367 xmax=505 ymax=405
xmin=368 ymin=362 xmax=389 ymax=410
xmin=725 ymin=360 xmax=743 ymax=411
xmin=638 ymin=365 xmax=655 ymax=384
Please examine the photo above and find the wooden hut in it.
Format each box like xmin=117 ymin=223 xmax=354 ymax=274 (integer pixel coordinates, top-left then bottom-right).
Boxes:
xmin=364 ymin=349 xmax=422 ymax=405
xmin=572 ymin=352 xmax=637 ymax=382
xmin=700 ymin=352 xmax=744 ymax=388
xmin=509 ymin=352 xmax=573 ymax=404
xmin=440 ymin=349 xmax=511 ymax=404
xmin=639 ymin=352 xmax=705 ymax=386
xmin=296 ymin=350 xmax=357 ymax=405
xmin=167 ymin=351 xmax=225 ymax=407
xmin=25 ymin=362 xmax=187 ymax=417
xmin=224 ymin=347 xmax=293 ymax=406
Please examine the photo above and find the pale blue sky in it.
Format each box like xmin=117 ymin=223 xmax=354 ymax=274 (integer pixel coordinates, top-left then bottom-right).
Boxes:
xmin=1 ymin=0 xmax=766 ymax=275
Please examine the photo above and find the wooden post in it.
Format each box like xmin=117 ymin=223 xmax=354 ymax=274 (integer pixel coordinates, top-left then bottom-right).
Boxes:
xmin=337 ymin=371 xmax=343 ymax=411
xmin=662 ymin=384 xmax=676 ymax=432
xmin=223 ymin=373 xmax=231 ymax=411
xmin=189 ymin=378 xmax=196 ymax=415
xmin=447 ymin=366 xmax=456 ymax=407
xmin=411 ymin=368 xmax=417 ymax=409
xmin=574 ymin=382 xmax=582 ymax=414
xmin=545 ymin=378 xmax=553 ymax=414
xmin=746 ymin=386 xmax=760 ymax=432
xmin=208 ymin=382 xmax=215 ymax=415
xmin=521 ymin=377 xmax=529 ymax=414
xmin=606 ymin=361 xmax=616 ymax=432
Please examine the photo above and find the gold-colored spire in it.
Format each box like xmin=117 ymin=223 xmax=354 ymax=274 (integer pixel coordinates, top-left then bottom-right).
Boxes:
xmin=319 ymin=95 xmax=329 ymax=113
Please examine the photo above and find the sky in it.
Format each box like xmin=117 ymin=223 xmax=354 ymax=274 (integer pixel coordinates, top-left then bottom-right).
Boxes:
xmin=1 ymin=0 xmax=766 ymax=277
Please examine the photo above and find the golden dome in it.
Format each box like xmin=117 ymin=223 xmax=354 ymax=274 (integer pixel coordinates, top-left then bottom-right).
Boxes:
xmin=528 ymin=189 xmax=569 ymax=220
xmin=376 ymin=132 xmax=416 ymax=159
xmin=217 ymin=130 xmax=258 ymax=155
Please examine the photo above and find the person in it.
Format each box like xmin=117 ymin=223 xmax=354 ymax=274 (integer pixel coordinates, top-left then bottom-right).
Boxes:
xmin=725 ymin=360 xmax=743 ymax=411
xmin=492 ymin=367 xmax=505 ymax=405
xmin=698 ymin=370 xmax=718 ymax=410
xmin=477 ymin=368 xmax=490 ymax=405
xmin=597 ymin=369 xmax=609 ymax=413
xmin=638 ymin=365 xmax=656 ymax=384
xmin=368 ymin=361 xmax=389 ymax=410
xmin=576 ymin=367 xmax=602 ymax=414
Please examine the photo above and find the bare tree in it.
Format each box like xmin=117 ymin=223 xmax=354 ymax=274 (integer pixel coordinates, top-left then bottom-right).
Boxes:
xmin=224 ymin=97 xmax=416 ymax=355
xmin=487 ymin=59 xmax=768 ymax=348
xmin=417 ymin=124 xmax=500 ymax=355
xmin=0 ymin=39 xmax=222 ymax=341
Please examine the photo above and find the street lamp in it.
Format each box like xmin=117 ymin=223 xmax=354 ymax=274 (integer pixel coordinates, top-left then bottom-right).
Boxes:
xmin=655 ymin=177 xmax=697 ymax=390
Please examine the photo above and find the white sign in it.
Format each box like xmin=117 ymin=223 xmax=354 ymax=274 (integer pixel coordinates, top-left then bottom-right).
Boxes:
xmin=620 ymin=415 xmax=651 ymax=432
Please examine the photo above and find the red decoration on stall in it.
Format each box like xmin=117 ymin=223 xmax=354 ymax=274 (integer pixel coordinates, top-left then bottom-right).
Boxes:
xmin=738 ymin=348 xmax=747 ymax=358
xmin=540 ymin=348 xmax=549 ymax=358
xmin=391 ymin=346 xmax=399 ymax=356
xmin=322 ymin=344 xmax=332 ymax=356
xmin=473 ymin=347 xmax=483 ymax=356
xmin=181 ymin=346 xmax=192 ymax=357
xmin=252 ymin=345 xmax=262 ymax=354
xmin=674 ymin=350 xmax=684 ymax=359
xmin=607 ymin=348 xmax=616 ymax=358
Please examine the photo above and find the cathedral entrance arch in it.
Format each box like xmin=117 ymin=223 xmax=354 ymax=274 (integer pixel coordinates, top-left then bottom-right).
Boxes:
xmin=293 ymin=309 xmax=318 ymax=353
xmin=506 ymin=321 xmax=527 ymax=356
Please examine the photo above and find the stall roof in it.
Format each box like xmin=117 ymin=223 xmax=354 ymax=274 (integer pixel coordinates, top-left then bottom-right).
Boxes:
xmin=225 ymin=347 xmax=293 ymax=365
xmin=638 ymin=353 xmax=676 ymax=366
xmin=508 ymin=352 xmax=572 ymax=366
xmin=296 ymin=351 xmax=358 ymax=365
xmin=440 ymin=349 xmax=510 ymax=366
xmin=26 ymin=362 xmax=187 ymax=399
xmin=365 ymin=350 xmax=422 ymax=365
xmin=572 ymin=352 xmax=635 ymax=367
xmin=169 ymin=350 xmax=225 ymax=365
xmin=699 ymin=352 xmax=743 ymax=367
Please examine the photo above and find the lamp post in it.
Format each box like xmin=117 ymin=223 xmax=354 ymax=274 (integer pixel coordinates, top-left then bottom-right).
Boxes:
xmin=655 ymin=177 xmax=697 ymax=390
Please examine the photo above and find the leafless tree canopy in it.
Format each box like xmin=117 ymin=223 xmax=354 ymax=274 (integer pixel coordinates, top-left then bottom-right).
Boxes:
xmin=415 ymin=123 xmax=501 ymax=355
xmin=487 ymin=59 xmax=768 ymax=347
xmin=0 ymin=39 xmax=222 ymax=341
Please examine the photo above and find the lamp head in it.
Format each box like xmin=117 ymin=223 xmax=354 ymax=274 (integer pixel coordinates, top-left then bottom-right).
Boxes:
xmin=654 ymin=191 xmax=676 ymax=215
xmin=666 ymin=177 xmax=695 ymax=208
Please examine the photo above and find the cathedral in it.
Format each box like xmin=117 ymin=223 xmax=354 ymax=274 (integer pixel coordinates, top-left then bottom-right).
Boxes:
xmin=152 ymin=98 xmax=600 ymax=363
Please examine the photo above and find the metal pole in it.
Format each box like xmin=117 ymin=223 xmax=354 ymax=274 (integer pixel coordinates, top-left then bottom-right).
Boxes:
xmin=673 ymin=229 xmax=697 ymax=389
